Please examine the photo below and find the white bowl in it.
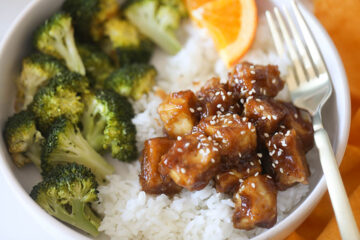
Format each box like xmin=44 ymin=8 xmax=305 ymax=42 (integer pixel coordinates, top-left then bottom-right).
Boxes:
xmin=0 ymin=0 xmax=350 ymax=239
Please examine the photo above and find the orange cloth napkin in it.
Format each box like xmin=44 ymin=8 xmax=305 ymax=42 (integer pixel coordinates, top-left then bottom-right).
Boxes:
xmin=287 ymin=0 xmax=360 ymax=239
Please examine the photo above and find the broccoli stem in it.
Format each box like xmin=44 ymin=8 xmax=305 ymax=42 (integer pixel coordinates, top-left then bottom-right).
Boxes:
xmin=53 ymin=29 xmax=85 ymax=75
xmin=26 ymin=143 xmax=42 ymax=169
xmin=52 ymin=130 xmax=114 ymax=181
xmin=125 ymin=1 xmax=181 ymax=54
xmin=83 ymin=117 xmax=106 ymax=152
xmin=52 ymin=200 xmax=99 ymax=237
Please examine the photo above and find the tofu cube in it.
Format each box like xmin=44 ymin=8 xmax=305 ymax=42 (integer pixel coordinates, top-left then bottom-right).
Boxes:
xmin=227 ymin=62 xmax=284 ymax=98
xmin=197 ymin=114 xmax=257 ymax=157
xmin=267 ymin=129 xmax=310 ymax=190
xmin=158 ymin=90 xmax=198 ymax=138
xmin=233 ymin=175 xmax=277 ymax=230
xmin=159 ymin=133 xmax=221 ymax=191
xmin=140 ymin=137 xmax=182 ymax=195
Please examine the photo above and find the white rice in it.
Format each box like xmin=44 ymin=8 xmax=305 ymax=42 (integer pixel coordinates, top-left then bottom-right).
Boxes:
xmin=94 ymin=18 xmax=310 ymax=240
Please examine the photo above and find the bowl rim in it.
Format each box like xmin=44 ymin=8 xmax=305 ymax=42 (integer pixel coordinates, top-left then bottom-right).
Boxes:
xmin=0 ymin=0 xmax=350 ymax=239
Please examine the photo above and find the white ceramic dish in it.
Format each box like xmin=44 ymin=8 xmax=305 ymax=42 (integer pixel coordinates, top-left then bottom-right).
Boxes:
xmin=0 ymin=0 xmax=350 ymax=239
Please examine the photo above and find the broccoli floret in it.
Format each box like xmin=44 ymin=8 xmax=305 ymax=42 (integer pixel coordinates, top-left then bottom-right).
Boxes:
xmin=30 ymin=163 xmax=101 ymax=236
xmin=124 ymin=0 xmax=187 ymax=54
xmin=104 ymin=119 xmax=138 ymax=162
xmin=41 ymin=117 xmax=114 ymax=181
xmin=81 ymin=89 xmax=134 ymax=151
xmin=102 ymin=18 xmax=154 ymax=66
xmin=78 ymin=44 xmax=115 ymax=88
xmin=105 ymin=63 xmax=156 ymax=100
xmin=34 ymin=12 xmax=86 ymax=75
xmin=15 ymin=53 xmax=68 ymax=111
xmin=30 ymin=72 xmax=89 ymax=133
xmin=3 ymin=110 xmax=43 ymax=168
xmin=62 ymin=0 xmax=119 ymax=42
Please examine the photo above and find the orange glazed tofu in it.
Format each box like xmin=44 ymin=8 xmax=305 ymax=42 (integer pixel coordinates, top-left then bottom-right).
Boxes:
xmin=159 ymin=132 xmax=221 ymax=191
xmin=140 ymin=137 xmax=182 ymax=195
xmin=196 ymin=77 xmax=241 ymax=118
xmin=215 ymin=155 xmax=262 ymax=194
xmin=267 ymin=129 xmax=310 ymax=190
xmin=227 ymin=62 xmax=284 ymax=98
xmin=158 ymin=90 xmax=198 ymax=138
xmin=279 ymin=102 xmax=314 ymax=152
xmin=196 ymin=114 xmax=257 ymax=157
xmin=233 ymin=175 xmax=277 ymax=230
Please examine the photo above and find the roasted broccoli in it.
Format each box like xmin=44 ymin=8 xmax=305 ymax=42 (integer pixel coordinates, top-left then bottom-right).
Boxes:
xmin=3 ymin=110 xmax=43 ymax=168
xmin=105 ymin=63 xmax=156 ymax=100
xmin=30 ymin=163 xmax=101 ymax=236
xmin=41 ymin=117 xmax=114 ymax=181
xmin=62 ymin=0 xmax=119 ymax=41
xmin=124 ymin=0 xmax=187 ymax=54
xmin=78 ymin=43 xmax=115 ymax=88
xmin=104 ymin=119 xmax=138 ymax=162
xmin=29 ymin=72 xmax=89 ymax=133
xmin=15 ymin=53 xmax=68 ymax=111
xmin=81 ymin=89 xmax=134 ymax=152
xmin=34 ymin=12 xmax=85 ymax=75
xmin=102 ymin=18 xmax=154 ymax=66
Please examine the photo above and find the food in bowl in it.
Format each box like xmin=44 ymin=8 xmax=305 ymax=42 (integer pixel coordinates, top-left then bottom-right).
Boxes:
xmin=2 ymin=0 xmax=316 ymax=239
xmin=140 ymin=62 xmax=314 ymax=230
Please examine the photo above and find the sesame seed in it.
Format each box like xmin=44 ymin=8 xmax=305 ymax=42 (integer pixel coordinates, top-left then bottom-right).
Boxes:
xmin=217 ymin=104 xmax=222 ymax=108
xmin=280 ymin=125 xmax=286 ymax=129
xmin=267 ymin=115 xmax=271 ymax=120
xmin=269 ymin=150 xmax=275 ymax=156
xmin=228 ymin=121 xmax=233 ymax=124
xmin=281 ymin=140 xmax=287 ymax=147
xmin=261 ymin=116 xmax=266 ymax=120
xmin=211 ymin=158 xmax=216 ymax=163
xmin=197 ymin=107 xmax=202 ymax=111
xmin=220 ymin=107 xmax=225 ymax=112
xmin=242 ymin=117 xmax=247 ymax=122
xmin=239 ymin=179 xmax=244 ymax=183
xmin=251 ymin=80 xmax=256 ymax=84
xmin=273 ymin=144 xmax=277 ymax=149
xmin=251 ymin=128 xmax=256 ymax=132
xmin=259 ymin=105 xmax=264 ymax=110
xmin=240 ymin=99 xmax=245 ymax=104
xmin=258 ymin=159 xmax=262 ymax=164
xmin=180 ymin=168 xmax=186 ymax=173
xmin=275 ymin=160 xmax=279 ymax=164
xmin=272 ymin=115 xmax=278 ymax=120
xmin=227 ymin=92 xmax=232 ymax=96
xmin=257 ymin=153 xmax=263 ymax=158
xmin=248 ymin=123 xmax=251 ymax=129
xmin=272 ymin=163 xmax=276 ymax=168
xmin=207 ymin=136 xmax=212 ymax=141
xmin=266 ymin=175 xmax=272 ymax=179
xmin=210 ymin=120 xmax=215 ymax=125
xmin=164 ymin=159 xmax=168 ymax=164
xmin=222 ymin=96 xmax=226 ymax=101
xmin=250 ymin=65 xmax=255 ymax=69
xmin=240 ymin=185 xmax=245 ymax=191
xmin=241 ymin=130 xmax=246 ymax=135
xmin=272 ymin=78 xmax=276 ymax=84
xmin=264 ymin=133 xmax=269 ymax=138
xmin=247 ymin=168 xmax=250 ymax=173
xmin=213 ymin=147 xmax=219 ymax=152
xmin=294 ymin=113 xmax=298 ymax=119
xmin=238 ymin=153 xmax=242 ymax=158
xmin=250 ymin=162 xmax=255 ymax=166
xmin=278 ymin=150 xmax=282 ymax=156
xmin=177 ymin=136 xmax=182 ymax=140
xmin=189 ymin=108 xmax=195 ymax=113
xmin=229 ymin=171 xmax=235 ymax=175
xmin=215 ymin=91 xmax=220 ymax=96
xmin=251 ymin=183 xmax=256 ymax=188
xmin=222 ymin=139 xmax=228 ymax=143
xmin=216 ymin=175 xmax=220 ymax=180
xmin=280 ymin=168 xmax=284 ymax=173
xmin=254 ymin=172 xmax=259 ymax=177
xmin=250 ymin=70 xmax=256 ymax=74
xmin=177 ymin=148 xmax=183 ymax=152
xmin=184 ymin=143 xmax=190 ymax=148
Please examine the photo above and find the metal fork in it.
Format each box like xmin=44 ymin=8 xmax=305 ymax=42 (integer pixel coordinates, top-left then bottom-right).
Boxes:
xmin=266 ymin=1 xmax=360 ymax=239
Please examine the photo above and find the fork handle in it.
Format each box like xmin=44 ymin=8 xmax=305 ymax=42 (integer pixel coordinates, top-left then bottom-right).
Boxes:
xmin=314 ymin=127 xmax=360 ymax=239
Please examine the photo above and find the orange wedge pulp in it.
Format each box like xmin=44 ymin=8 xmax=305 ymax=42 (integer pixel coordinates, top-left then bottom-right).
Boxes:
xmin=186 ymin=0 xmax=258 ymax=67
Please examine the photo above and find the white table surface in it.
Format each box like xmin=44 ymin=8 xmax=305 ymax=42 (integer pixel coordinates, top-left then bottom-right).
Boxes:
xmin=0 ymin=1 xmax=56 ymax=239
xmin=0 ymin=0 xmax=314 ymax=239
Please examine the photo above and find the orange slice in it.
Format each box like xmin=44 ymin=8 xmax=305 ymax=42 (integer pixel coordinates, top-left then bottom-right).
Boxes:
xmin=187 ymin=0 xmax=258 ymax=67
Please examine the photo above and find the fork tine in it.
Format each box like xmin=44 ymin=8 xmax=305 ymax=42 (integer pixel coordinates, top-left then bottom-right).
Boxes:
xmin=274 ymin=8 xmax=307 ymax=85
xmin=265 ymin=11 xmax=298 ymax=91
xmin=282 ymin=6 xmax=317 ymax=81
xmin=291 ymin=0 xmax=327 ymax=75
